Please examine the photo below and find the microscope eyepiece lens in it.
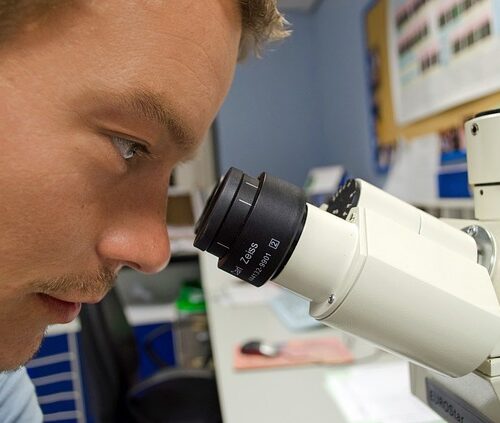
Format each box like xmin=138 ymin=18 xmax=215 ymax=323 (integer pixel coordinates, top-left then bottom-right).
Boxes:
xmin=194 ymin=167 xmax=243 ymax=251
xmin=194 ymin=168 xmax=307 ymax=287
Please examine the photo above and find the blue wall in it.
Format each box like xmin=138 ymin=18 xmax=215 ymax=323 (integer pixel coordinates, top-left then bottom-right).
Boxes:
xmin=314 ymin=0 xmax=384 ymax=185
xmin=216 ymin=2 xmax=385 ymax=187
xmin=216 ymin=12 xmax=327 ymax=186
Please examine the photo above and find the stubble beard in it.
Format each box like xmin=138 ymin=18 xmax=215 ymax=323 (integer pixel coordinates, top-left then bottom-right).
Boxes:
xmin=31 ymin=266 xmax=116 ymax=301
xmin=0 ymin=267 xmax=116 ymax=371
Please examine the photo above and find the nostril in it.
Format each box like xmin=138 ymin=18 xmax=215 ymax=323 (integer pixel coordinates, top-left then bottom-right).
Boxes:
xmin=122 ymin=261 xmax=142 ymax=272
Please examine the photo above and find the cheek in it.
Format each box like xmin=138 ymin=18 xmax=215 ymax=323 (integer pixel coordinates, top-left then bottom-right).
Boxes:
xmin=0 ymin=129 xmax=171 ymax=280
xmin=0 ymin=132 xmax=116 ymax=277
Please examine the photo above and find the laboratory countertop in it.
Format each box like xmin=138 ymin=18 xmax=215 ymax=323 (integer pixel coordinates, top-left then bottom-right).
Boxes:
xmin=199 ymin=253 xmax=441 ymax=423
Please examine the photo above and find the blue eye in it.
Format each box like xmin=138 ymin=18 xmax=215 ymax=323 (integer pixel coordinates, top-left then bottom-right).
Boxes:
xmin=111 ymin=135 xmax=146 ymax=160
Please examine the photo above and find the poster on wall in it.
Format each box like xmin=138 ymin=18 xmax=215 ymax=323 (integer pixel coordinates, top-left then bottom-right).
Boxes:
xmin=388 ymin=0 xmax=500 ymax=124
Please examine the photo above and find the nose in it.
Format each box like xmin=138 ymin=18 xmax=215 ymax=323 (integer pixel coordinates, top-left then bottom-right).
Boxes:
xmin=96 ymin=215 xmax=171 ymax=274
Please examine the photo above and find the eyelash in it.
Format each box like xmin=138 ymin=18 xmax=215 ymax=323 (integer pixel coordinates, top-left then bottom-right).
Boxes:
xmin=110 ymin=135 xmax=151 ymax=161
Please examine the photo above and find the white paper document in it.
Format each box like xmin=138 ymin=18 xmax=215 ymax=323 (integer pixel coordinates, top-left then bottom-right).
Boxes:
xmin=216 ymin=283 xmax=281 ymax=306
xmin=384 ymin=134 xmax=440 ymax=204
xmin=325 ymin=361 xmax=443 ymax=423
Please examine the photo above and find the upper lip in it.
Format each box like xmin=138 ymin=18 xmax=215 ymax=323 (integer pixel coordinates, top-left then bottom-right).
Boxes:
xmin=42 ymin=293 xmax=105 ymax=304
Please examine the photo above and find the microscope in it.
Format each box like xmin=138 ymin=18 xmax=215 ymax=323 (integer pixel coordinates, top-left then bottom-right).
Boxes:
xmin=194 ymin=110 xmax=500 ymax=422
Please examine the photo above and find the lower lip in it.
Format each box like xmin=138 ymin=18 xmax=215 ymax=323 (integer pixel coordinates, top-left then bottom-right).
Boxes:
xmin=37 ymin=294 xmax=82 ymax=324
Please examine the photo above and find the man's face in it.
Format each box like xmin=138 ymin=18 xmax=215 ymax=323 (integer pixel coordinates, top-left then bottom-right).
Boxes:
xmin=0 ymin=0 xmax=241 ymax=370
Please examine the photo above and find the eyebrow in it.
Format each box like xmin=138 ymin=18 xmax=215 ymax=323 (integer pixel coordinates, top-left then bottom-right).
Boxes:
xmin=89 ymin=89 xmax=198 ymax=152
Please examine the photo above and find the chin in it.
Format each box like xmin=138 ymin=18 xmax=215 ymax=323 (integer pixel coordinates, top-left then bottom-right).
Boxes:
xmin=0 ymin=327 xmax=46 ymax=372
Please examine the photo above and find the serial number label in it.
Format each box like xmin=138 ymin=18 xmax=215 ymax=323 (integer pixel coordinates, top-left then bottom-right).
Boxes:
xmin=426 ymin=379 xmax=493 ymax=423
xmin=248 ymin=252 xmax=272 ymax=282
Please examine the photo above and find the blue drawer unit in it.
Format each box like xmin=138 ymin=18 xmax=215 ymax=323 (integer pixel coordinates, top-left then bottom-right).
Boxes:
xmin=26 ymin=322 xmax=87 ymax=423
xmin=25 ymin=310 xmax=177 ymax=423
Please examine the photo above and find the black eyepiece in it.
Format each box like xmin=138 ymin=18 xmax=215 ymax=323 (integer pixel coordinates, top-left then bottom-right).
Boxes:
xmin=194 ymin=168 xmax=307 ymax=287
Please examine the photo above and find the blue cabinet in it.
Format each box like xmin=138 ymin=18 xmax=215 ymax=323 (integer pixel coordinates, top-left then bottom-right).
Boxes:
xmin=26 ymin=318 xmax=176 ymax=423
xmin=26 ymin=324 xmax=86 ymax=423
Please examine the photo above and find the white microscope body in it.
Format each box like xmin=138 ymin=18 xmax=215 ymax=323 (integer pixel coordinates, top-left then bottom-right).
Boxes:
xmin=272 ymin=111 xmax=500 ymax=421
xmin=409 ymin=112 xmax=500 ymax=421
xmin=194 ymin=111 xmax=500 ymax=422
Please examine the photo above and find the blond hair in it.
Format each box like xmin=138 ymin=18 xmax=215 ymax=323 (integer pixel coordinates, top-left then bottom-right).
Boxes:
xmin=238 ymin=0 xmax=290 ymax=59
xmin=0 ymin=0 xmax=290 ymax=58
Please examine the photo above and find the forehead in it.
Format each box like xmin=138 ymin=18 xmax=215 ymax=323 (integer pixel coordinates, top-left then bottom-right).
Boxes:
xmin=11 ymin=0 xmax=242 ymax=145
xmin=88 ymin=1 xmax=241 ymax=85
xmin=92 ymin=0 xmax=240 ymax=129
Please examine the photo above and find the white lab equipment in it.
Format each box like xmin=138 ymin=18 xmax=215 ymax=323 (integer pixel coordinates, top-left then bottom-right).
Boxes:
xmin=194 ymin=110 xmax=500 ymax=422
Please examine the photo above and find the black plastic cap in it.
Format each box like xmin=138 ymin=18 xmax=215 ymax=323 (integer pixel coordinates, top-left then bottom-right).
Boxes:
xmin=194 ymin=168 xmax=307 ymax=287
